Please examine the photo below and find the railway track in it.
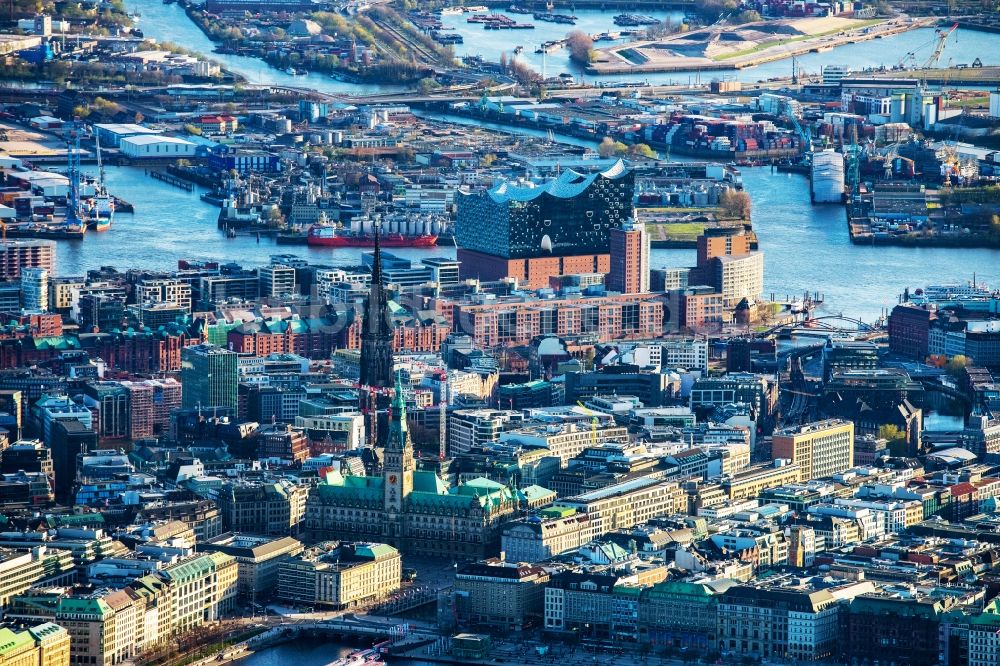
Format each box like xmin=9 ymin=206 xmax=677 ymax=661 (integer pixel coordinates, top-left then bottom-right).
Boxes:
xmin=370 ymin=16 xmax=440 ymax=67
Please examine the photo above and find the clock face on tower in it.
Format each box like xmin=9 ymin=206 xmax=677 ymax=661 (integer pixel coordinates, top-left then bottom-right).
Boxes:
xmin=389 ymin=475 xmax=398 ymax=483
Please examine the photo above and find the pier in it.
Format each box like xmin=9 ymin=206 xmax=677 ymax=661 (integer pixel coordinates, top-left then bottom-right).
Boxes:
xmin=147 ymin=169 xmax=194 ymax=191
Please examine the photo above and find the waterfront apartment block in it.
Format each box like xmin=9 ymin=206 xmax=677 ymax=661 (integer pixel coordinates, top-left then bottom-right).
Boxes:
xmin=608 ymin=221 xmax=650 ymax=295
xmin=0 ymin=240 xmax=55 ymax=281
xmin=276 ymin=542 xmax=401 ymax=610
xmin=201 ymin=534 xmax=304 ymax=601
xmin=454 ymin=559 xmax=549 ymax=631
xmin=455 ymin=249 xmax=611 ymax=290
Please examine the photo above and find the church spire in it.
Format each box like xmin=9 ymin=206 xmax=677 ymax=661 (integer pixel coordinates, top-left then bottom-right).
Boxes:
xmin=359 ymin=221 xmax=394 ymax=389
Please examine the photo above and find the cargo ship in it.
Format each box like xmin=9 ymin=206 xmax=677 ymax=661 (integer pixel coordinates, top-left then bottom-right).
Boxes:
xmin=307 ymin=225 xmax=437 ymax=247
xmin=307 ymin=213 xmax=444 ymax=248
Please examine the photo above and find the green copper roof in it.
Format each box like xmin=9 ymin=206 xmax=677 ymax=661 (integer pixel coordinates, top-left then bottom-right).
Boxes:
xmin=56 ymin=597 xmax=112 ymax=619
xmin=412 ymin=471 xmax=448 ymax=494
xmin=392 ymin=372 xmax=407 ymax=423
xmin=163 ymin=554 xmax=217 ymax=583
xmin=850 ymin=596 xmax=944 ymax=619
xmin=354 ymin=543 xmax=399 ymax=560
xmin=28 ymin=623 xmax=65 ymax=642
xmin=0 ymin=628 xmax=33 ymax=656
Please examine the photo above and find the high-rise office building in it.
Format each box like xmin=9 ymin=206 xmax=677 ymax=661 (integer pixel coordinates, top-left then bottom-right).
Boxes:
xmin=20 ymin=267 xmax=49 ymax=312
xmin=772 ymin=419 xmax=855 ymax=480
xmin=181 ymin=344 xmax=238 ymax=410
xmin=455 ymin=161 xmax=634 ymax=288
xmin=607 ymin=220 xmax=649 ymax=294
xmin=83 ymin=382 xmax=129 ymax=440
xmin=121 ymin=378 xmax=182 ymax=439
xmin=690 ymin=227 xmax=763 ymax=307
xmin=0 ymin=240 xmax=55 ymax=281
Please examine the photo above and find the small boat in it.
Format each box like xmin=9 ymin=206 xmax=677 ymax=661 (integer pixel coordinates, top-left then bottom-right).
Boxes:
xmin=326 ymin=647 xmax=381 ymax=666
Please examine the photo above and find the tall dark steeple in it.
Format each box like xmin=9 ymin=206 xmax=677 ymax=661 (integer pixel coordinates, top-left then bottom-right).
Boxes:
xmin=359 ymin=224 xmax=395 ymax=445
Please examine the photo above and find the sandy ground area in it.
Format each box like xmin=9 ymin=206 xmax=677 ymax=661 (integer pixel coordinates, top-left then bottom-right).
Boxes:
xmin=589 ymin=16 xmax=909 ymax=73
xmin=0 ymin=121 xmax=71 ymax=157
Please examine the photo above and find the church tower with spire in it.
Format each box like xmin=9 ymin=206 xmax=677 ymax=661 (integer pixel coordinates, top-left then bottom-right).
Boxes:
xmin=383 ymin=374 xmax=414 ymax=539
xmin=359 ymin=225 xmax=395 ymax=445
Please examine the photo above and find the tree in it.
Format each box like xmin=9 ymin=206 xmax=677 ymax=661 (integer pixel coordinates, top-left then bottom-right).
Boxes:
xmin=73 ymin=105 xmax=91 ymax=119
xmin=183 ymin=124 xmax=202 ymax=136
xmin=879 ymin=424 xmax=908 ymax=456
xmin=945 ymin=355 xmax=969 ymax=377
xmin=720 ymin=189 xmax=752 ymax=219
xmin=266 ymin=206 xmax=285 ymax=228
xmin=566 ymin=30 xmax=595 ymax=65
xmin=598 ymin=137 xmax=617 ymax=158
xmin=733 ymin=9 xmax=762 ymax=23
xmin=481 ymin=153 xmax=496 ymax=167
xmin=627 ymin=143 xmax=658 ymax=159
xmin=417 ymin=77 xmax=441 ymax=94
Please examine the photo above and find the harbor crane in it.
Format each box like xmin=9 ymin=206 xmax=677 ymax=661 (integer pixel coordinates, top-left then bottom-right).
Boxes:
xmin=882 ymin=143 xmax=899 ymax=180
xmin=778 ymin=98 xmax=812 ymax=154
xmin=898 ymin=23 xmax=958 ymax=70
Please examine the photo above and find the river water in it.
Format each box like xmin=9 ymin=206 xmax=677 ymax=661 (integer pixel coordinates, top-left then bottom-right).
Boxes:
xmin=448 ymin=13 xmax=999 ymax=85
xmin=132 ymin=0 xmax=998 ymax=90
xmin=234 ymin=638 xmax=435 ymax=666
xmin=68 ymin=0 xmax=1000 ymax=326
xmin=77 ymin=159 xmax=1000 ymax=325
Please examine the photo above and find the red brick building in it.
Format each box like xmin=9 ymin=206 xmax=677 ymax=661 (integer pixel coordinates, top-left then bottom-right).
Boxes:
xmin=457 ymin=249 xmax=610 ymax=290
xmin=888 ymin=303 xmax=935 ymax=360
